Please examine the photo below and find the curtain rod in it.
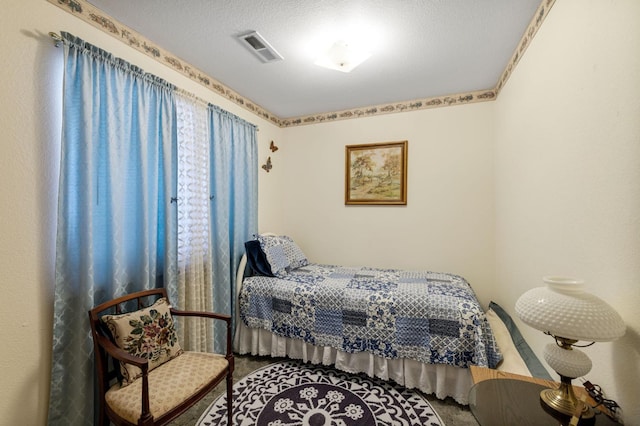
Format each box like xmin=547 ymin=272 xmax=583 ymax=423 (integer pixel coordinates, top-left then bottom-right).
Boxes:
xmin=48 ymin=31 xmax=259 ymax=131
xmin=49 ymin=32 xmax=64 ymax=47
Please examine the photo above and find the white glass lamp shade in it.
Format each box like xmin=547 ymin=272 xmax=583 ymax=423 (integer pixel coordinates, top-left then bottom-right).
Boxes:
xmin=515 ymin=276 xmax=625 ymax=342
xmin=543 ymin=343 xmax=592 ymax=378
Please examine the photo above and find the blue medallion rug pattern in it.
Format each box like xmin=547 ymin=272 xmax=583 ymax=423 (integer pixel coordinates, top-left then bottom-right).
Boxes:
xmin=197 ymin=360 xmax=444 ymax=426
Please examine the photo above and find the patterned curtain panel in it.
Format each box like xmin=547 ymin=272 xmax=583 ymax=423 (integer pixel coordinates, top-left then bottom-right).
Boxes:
xmin=48 ymin=32 xmax=178 ymax=425
xmin=175 ymin=94 xmax=214 ymax=351
xmin=209 ymin=105 xmax=258 ymax=350
xmin=49 ymin=32 xmax=257 ymax=425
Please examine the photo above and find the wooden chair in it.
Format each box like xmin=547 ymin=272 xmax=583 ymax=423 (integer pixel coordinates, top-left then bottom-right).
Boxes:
xmin=88 ymin=288 xmax=233 ymax=426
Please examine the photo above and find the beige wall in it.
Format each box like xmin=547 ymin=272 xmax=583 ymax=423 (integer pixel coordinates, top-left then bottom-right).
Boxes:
xmin=493 ymin=0 xmax=640 ymax=422
xmin=267 ymin=105 xmax=497 ymax=307
xmin=1 ymin=0 xmax=639 ymax=425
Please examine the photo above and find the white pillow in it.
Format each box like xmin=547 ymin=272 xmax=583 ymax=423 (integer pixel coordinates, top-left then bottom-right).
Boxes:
xmin=485 ymin=307 xmax=532 ymax=377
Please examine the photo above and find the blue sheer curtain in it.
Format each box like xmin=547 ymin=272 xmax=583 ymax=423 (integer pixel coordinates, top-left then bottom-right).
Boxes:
xmin=209 ymin=105 xmax=258 ymax=350
xmin=48 ymin=32 xmax=178 ymax=425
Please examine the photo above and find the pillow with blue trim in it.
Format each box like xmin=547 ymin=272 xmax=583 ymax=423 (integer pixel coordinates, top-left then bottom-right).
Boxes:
xmin=257 ymin=234 xmax=309 ymax=276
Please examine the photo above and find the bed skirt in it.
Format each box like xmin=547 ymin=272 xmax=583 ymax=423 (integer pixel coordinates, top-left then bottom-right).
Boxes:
xmin=233 ymin=321 xmax=473 ymax=405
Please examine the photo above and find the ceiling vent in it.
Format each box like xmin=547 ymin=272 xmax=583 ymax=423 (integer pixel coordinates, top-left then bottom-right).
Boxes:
xmin=238 ymin=31 xmax=283 ymax=63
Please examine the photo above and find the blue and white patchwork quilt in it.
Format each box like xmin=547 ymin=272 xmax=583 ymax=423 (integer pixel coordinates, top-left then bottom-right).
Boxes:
xmin=240 ymin=263 xmax=502 ymax=369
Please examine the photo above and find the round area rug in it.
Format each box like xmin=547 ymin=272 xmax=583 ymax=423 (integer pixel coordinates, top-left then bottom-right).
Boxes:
xmin=197 ymin=360 xmax=444 ymax=426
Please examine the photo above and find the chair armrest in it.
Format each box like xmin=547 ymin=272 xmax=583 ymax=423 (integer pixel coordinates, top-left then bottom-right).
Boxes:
xmin=95 ymin=334 xmax=149 ymax=369
xmin=170 ymin=309 xmax=233 ymax=358
xmin=95 ymin=334 xmax=154 ymax=421
xmin=170 ymin=308 xmax=231 ymax=323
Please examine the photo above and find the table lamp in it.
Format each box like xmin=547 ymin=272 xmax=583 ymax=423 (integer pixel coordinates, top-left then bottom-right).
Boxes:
xmin=515 ymin=276 xmax=625 ymax=419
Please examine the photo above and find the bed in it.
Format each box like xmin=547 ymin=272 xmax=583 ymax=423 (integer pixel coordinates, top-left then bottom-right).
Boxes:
xmin=233 ymin=234 xmax=510 ymax=404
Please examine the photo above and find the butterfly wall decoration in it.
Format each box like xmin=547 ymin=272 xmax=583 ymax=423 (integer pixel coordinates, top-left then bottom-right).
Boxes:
xmin=262 ymin=156 xmax=272 ymax=172
xmin=270 ymin=140 xmax=279 ymax=152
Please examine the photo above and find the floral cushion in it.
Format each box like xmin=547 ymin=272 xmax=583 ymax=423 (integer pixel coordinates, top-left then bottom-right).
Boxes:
xmin=102 ymin=297 xmax=183 ymax=386
xmin=257 ymin=234 xmax=309 ymax=276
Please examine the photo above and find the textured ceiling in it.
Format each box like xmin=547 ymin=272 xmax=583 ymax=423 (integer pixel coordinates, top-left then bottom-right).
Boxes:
xmin=86 ymin=0 xmax=543 ymax=119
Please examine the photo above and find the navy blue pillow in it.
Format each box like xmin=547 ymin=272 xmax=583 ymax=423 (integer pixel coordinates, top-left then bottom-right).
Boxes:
xmin=244 ymin=240 xmax=274 ymax=277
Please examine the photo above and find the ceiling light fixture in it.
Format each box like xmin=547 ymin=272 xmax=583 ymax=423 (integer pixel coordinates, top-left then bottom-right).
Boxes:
xmin=314 ymin=40 xmax=371 ymax=73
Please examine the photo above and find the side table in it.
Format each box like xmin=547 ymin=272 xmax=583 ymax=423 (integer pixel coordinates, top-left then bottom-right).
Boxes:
xmin=468 ymin=366 xmax=617 ymax=426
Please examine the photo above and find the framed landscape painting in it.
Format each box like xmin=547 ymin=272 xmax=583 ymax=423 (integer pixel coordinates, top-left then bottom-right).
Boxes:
xmin=345 ymin=140 xmax=408 ymax=205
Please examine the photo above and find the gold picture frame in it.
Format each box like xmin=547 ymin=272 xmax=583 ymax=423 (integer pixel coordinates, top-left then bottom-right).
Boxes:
xmin=345 ymin=141 xmax=408 ymax=205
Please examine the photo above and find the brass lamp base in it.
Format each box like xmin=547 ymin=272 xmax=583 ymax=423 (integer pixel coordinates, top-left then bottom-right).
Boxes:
xmin=540 ymin=376 xmax=594 ymax=420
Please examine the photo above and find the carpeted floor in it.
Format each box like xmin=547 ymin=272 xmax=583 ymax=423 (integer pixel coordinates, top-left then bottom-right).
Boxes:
xmin=168 ymin=354 xmax=480 ymax=425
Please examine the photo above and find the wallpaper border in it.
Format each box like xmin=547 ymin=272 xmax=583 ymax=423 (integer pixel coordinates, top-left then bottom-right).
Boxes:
xmin=495 ymin=0 xmax=556 ymax=95
xmin=47 ymin=0 xmax=555 ymax=128
xmin=280 ymin=90 xmax=496 ymax=127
